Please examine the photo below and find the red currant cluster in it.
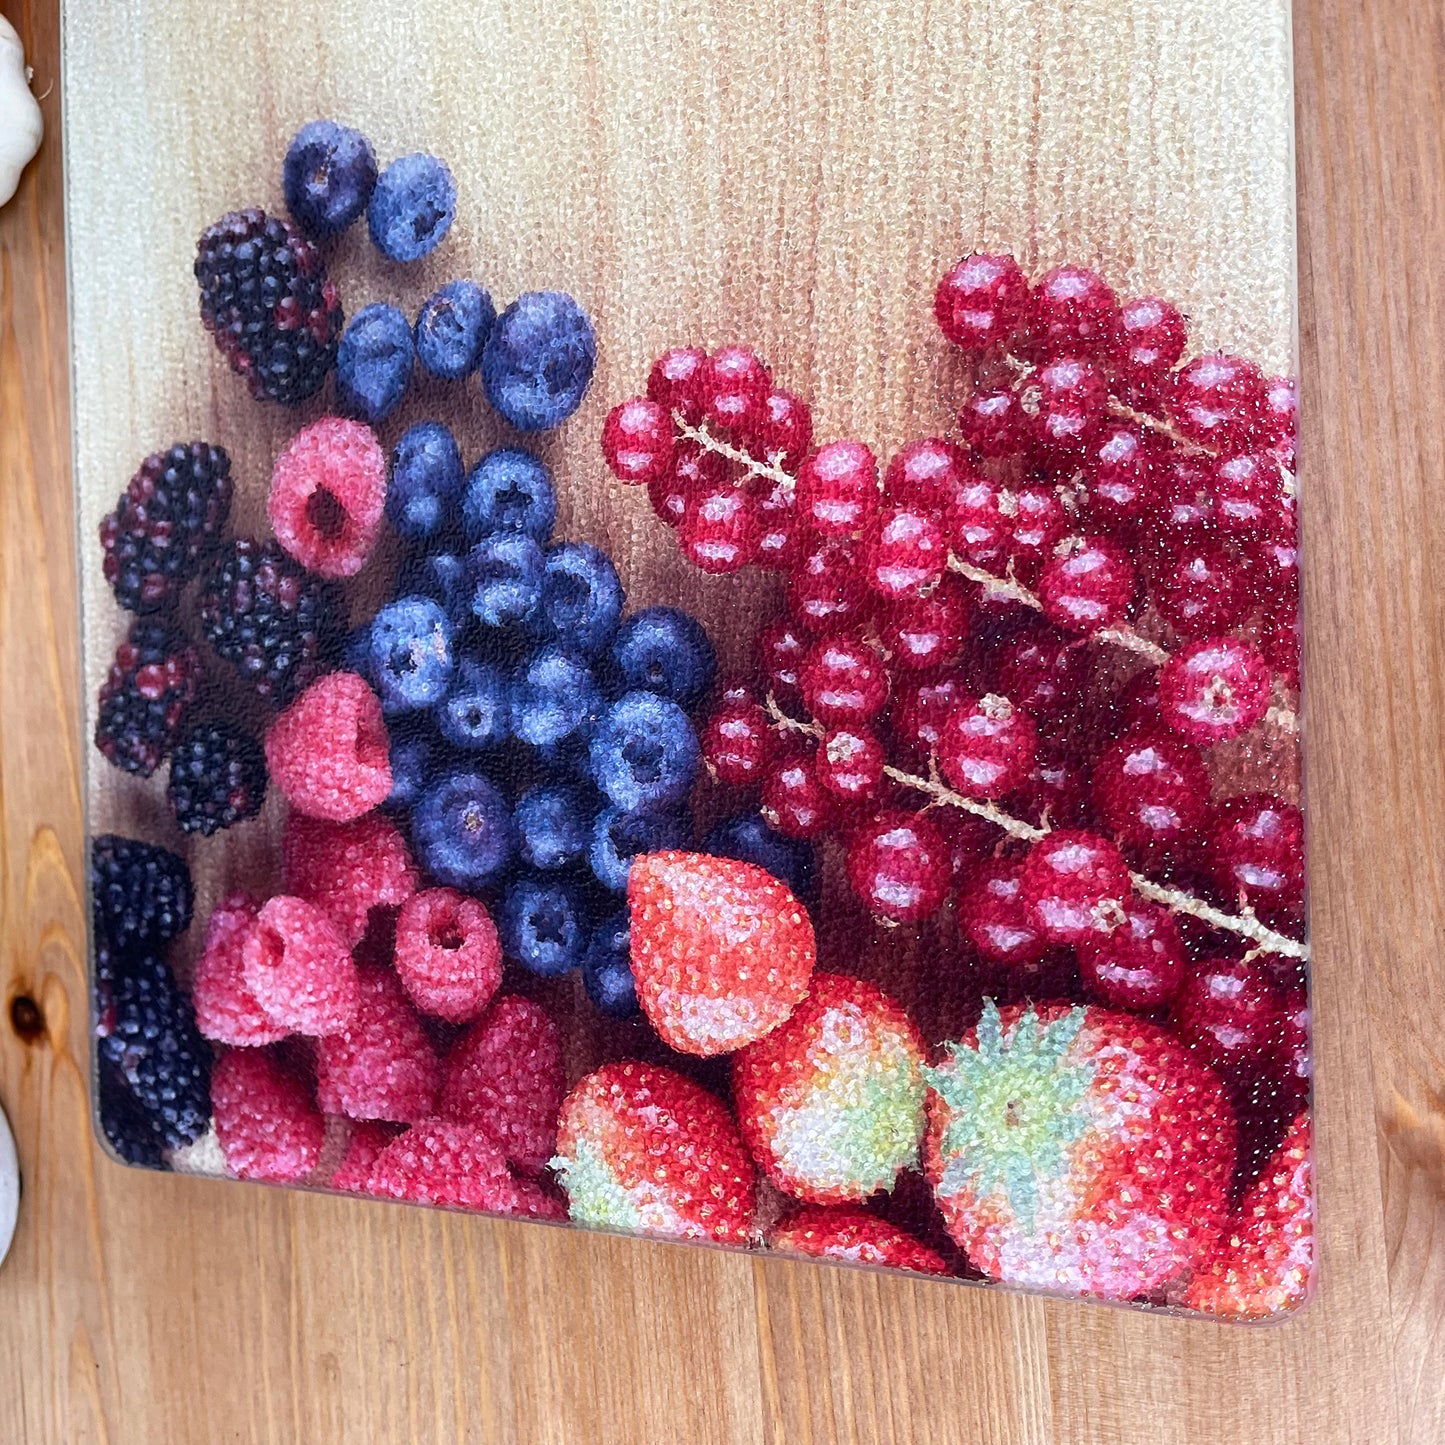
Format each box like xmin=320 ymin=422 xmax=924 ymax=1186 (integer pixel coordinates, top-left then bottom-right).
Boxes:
xmin=600 ymin=253 xmax=1306 ymax=1026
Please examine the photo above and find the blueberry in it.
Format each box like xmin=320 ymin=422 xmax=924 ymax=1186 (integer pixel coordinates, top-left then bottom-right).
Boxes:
xmin=282 ymin=120 xmax=377 ymax=238
xmin=481 ymin=290 xmax=596 ymax=432
xmin=435 ymin=656 xmax=510 ymax=750
xmin=415 ymin=281 xmax=495 ymax=380
xmin=368 ymin=596 xmax=454 ymax=714
xmin=528 ymin=542 xmax=624 ymax=658
xmin=588 ymin=691 xmax=700 ymax=814
xmin=337 ymin=303 xmax=415 ymax=423
xmin=399 ymin=549 xmax=470 ymax=625
xmin=367 ymin=152 xmax=457 ymax=263
xmin=703 ymin=812 xmax=816 ymax=902
xmin=515 ymin=783 xmax=592 ymax=871
xmin=511 ymin=647 xmax=602 ymax=749
xmin=589 ymin=805 xmax=691 ymax=893
xmin=609 ymin=606 xmax=716 ymax=708
xmin=461 ymin=448 xmax=557 ymax=544
xmin=582 ymin=911 xmax=639 ymax=1018
xmin=386 ymin=719 xmax=437 ymax=811
xmin=413 ymin=771 xmax=513 ymax=889
xmin=343 ymin=624 xmax=375 ymax=683
xmin=387 ymin=422 xmax=464 ymax=544
xmin=466 ymin=533 xmax=544 ymax=628
xmin=499 ymin=875 xmax=588 ymax=977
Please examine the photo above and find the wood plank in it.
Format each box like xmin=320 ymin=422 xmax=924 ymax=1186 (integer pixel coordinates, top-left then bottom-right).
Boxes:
xmin=0 ymin=0 xmax=1439 ymax=1441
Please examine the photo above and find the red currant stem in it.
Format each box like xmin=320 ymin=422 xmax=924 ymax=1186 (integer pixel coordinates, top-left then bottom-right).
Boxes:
xmin=671 ymin=411 xmax=796 ymax=491
xmin=944 ymin=555 xmax=1170 ymax=663
xmin=762 ymin=692 xmax=1308 ymax=960
xmin=1106 ymin=400 xmax=1212 ymax=456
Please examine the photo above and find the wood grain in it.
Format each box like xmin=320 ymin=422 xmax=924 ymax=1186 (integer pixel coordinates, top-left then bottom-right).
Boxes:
xmin=0 ymin=0 xmax=1440 ymax=1441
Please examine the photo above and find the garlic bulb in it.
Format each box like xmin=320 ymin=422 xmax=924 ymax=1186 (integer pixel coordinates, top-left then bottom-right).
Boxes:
xmin=0 ymin=18 xmax=43 ymax=208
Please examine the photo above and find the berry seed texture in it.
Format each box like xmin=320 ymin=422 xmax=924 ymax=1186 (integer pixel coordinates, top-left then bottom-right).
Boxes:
xmin=82 ymin=87 xmax=1310 ymax=1324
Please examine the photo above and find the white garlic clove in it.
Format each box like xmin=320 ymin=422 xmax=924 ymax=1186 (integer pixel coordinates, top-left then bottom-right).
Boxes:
xmin=0 ymin=17 xmax=44 ymax=209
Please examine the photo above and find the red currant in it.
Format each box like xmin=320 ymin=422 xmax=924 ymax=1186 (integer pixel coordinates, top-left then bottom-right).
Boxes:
xmin=1171 ymin=955 xmax=1284 ymax=1072
xmin=1091 ymin=728 xmax=1210 ymax=854
xmin=759 ymin=619 xmax=810 ymax=700
xmin=755 ymin=477 xmax=801 ymax=570
xmin=1037 ymin=535 xmax=1136 ymax=633
xmin=1148 ymin=450 xmax=1217 ymax=540
xmin=1076 ymin=899 xmax=1186 ymax=1011
xmin=959 ymin=857 xmax=1048 ymax=965
xmin=1020 ymin=264 xmax=1121 ymax=357
xmin=1084 ymin=423 xmax=1153 ymax=529
xmin=1110 ymin=296 xmax=1188 ymax=382
xmin=815 ymin=726 xmax=886 ymax=805
xmin=958 ymin=388 xmax=1026 ymax=458
xmin=1261 ymin=375 xmax=1299 ymax=470
xmin=647 ymin=345 xmax=708 ymax=424
xmin=883 ymin=438 xmax=970 ymax=516
xmin=701 ymin=346 xmax=772 ymax=434
xmin=786 ymin=538 xmax=870 ymax=634
xmin=1212 ymin=452 xmax=1278 ymax=535
xmin=862 ymin=505 xmax=947 ymax=599
xmin=680 ymin=483 xmax=761 ymax=573
xmin=937 ymin=807 xmax=998 ymax=882
xmin=1009 ymin=746 xmax=1094 ymax=829
xmin=1158 ymin=636 xmax=1271 ymax=745
xmin=757 ymin=389 xmax=813 ymax=470
xmin=938 ymin=693 xmax=1038 ymax=798
xmin=1247 ymin=532 xmax=1301 ymax=614
xmin=761 ymin=747 xmax=836 ymax=838
xmin=1279 ymin=991 xmax=1312 ymax=1096
xmin=601 ymin=397 xmax=676 ymax=484
xmin=1018 ymin=828 xmax=1132 ymax=944
xmin=878 ymin=585 xmax=969 ymax=673
xmin=648 ymin=472 xmax=690 ymax=529
xmin=1000 ymin=484 xmax=1067 ymax=571
xmin=1154 ymin=541 xmax=1248 ymax=637
xmin=701 ymin=699 xmax=776 ymax=786
xmin=845 ymin=809 xmax=952 ymax=922
xmin=889 ymin=673 xmax=968 ymax=762
xmin=947 ymin=471 xmax=1009 ymax=565
xmin=1028 ymin=355 xmax=1108 ymax=453
xmin=796 ymin=441 xmax=880 ymax=537
xmin=1166 ymin=353 xmax=1269 ymax=454
xmin=933 ymin=252 xmax=1030 ymax=351
xmin=1208 ymin=794 xmax=1305 ymax=912
xmin=1116 ymin=669 xmax=1163 ymax=732
xmin=993 ymin=624 xmax=1088 ymax=716
xmin=1260 ymin=613 xmax=1302 ymax=691
xmin=650 ymin=441 xmax=724 ymax=528
xmin=799 ymin=634 xmax=889 ymax=726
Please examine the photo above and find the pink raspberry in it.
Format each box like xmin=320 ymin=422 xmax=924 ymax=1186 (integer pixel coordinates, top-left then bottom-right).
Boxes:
xmin=284 ymin=813 xmax=419 ymax=946
xmin=316 ymin=965 xmax=441 ymax=1123
xmin=394 ymin=887 xmax=503 ymax=1023
xmin=268 ymin=416 xmax=386 ymax=578
xmin=242 ymin=894 xmax=360 ymax=1036
xmin=212 ymin=1047 xmax=325 ymax=1182
xmin=439 ymin=996 xmax=564 ymax=1176
xmin=191 ymin=893 xmax=289 ymax=1047
xmin=363 ymin=1120 xmax=533 ymax=1213
xmin=265 ymin=672 xmax=392 ymax=821
xmin=330 ymin=1121 xmax=401 ymax=1194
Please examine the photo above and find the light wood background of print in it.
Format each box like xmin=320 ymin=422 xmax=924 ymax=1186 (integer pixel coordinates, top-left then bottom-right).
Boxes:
xmin=0 ymin=0 xmax=1440 ymax=1441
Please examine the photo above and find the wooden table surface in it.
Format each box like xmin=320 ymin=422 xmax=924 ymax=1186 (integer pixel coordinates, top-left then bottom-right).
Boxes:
xmin=2 ymin=1 xmax=1443 ymax=1442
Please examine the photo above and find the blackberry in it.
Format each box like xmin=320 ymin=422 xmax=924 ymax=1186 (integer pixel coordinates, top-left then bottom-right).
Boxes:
xmin=90 ymin=834 xmax=193 ymax=955
xmin=95 ymin=951 xmax=211 ymax=1151
xmin=99 ymin=441 xmax=233 ymax=613
xmin=94 ymin=621 xmax=201 ymax=776
xmin=97 ymin=1057 xmax=168 ymax=1168
xmin=167 ymin=721 xmax=267 ymax=835
xmin=198 ymin=539 xmax=343 ymax=704
xmin=194 ymin=208 xmax=343 ymax=405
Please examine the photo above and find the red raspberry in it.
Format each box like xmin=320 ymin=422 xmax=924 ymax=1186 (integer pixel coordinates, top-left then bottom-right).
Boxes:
xmin=268 ymin=417 xmax=386 ymax=578
xmin=394 ymin=887 xmax=503 ymax=1023
xmin=192 ymin=893 xmax=288 ymax=1048
xmin=439 ymin=996 xmax=565 ymax=1176
xmin=330 ymin=1121 xmax=400 ymax=1193
xmin=242 ymin=894 xmax=360 ymax=1036
xmin=212 ymin=1047 xmax=325 ymax=1182
xmin=265 ymin=672 xmax=392 ymax=821
xmin=316 ymin=965 xmax=441 ymax=1123
xmin=283 ymin=812 xmax=419 ymax=946
xmin=364 ymin=1120 xmax=535 ymax=1214
xmin=602 ymin=396 xmax=675 ymax=484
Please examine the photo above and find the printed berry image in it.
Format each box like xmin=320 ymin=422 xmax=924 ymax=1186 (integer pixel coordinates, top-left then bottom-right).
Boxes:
xmin=768 ymin=1207 xmax=948 ymax=1276
xmin=481 ymin=290 xmax=596 ymax=431
xmin=194 ymin=208 xmax=342 ymax=404
xmin=283 ymin=119 xmax=377 ymax=239
xmin=415 ymin=280 xmax=495 ymax=380
xmin=99 ymin=441 xmax=232 ymax=613
xmin=336 ymin=303 xmax=415 ymax=423
xmin=94 ymin=620 xmax=201 ymax=776
xmin=167 ymin=722 xmax=267 ymax=835
xmin=367 ymin=152 xmax=456 ymax=262
xmin=90 ymin=834 xmax=193 ymax=955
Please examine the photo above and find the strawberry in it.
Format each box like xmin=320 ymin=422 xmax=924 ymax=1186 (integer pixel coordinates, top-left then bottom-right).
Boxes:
xmin=1180 ymin=1111 xmax=1313 ymax=1319
xmin=769 ymin=1206 xmax=949 ymax=1275
xmin=628 ymin=850 xmax=815 ymax=1056
xmin=923 ymin=999 xmax=1235 ymax=1300
xmin=733 ymin=972 xmax=927 ymax=1204
xmin=550 ymin=1061 xmax=756 ymax=1245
